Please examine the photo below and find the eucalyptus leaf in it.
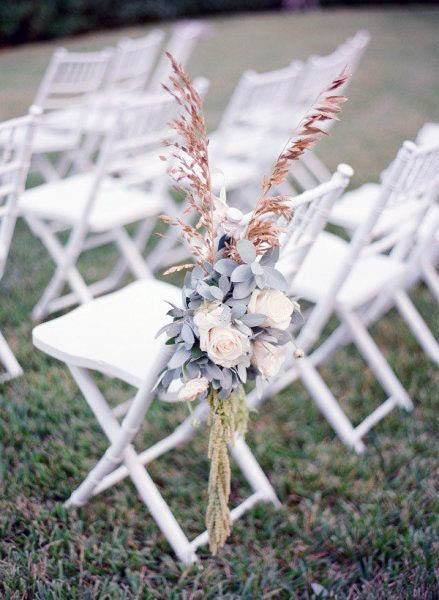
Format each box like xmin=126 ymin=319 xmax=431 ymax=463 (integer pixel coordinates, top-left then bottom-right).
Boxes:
xmin=237 ymin=239 xmax=256 ymax=264
xmin=251 ymin=262 xmax=264 ymax=276
xmin=168 ymin=346 xmax=190 ymax=369
xmin=263 ymin=266 xmax=289 ymax=291
xmin=209 ymin=285 xmax=224 ymax=301
xmin=214 ymin=258 xmax=237 ymax=276
xmin=188 ymin=298 xmax=202 ymax=310
xmin=218 ymin=275 xmax=231 ymax=294
xmin=230 ymin=264 xmax=253 ymax=283
xmin=240 ymin=313 xmax=267 ymax=327
xmin=186 ymin=362 xmax=200 ymax=378
xmin=162 ymin=369 xmax=178 ymax=389
xmin=260 ymin=246 xmax=279 ymax=266
xmin=218 ymin=387 xmax=231 ymax=400
xmin=167 ymin=308 xmax=184 ymax=318
xmin=181 ymin=323 xmax=195 ymax=347
xmin=220 ymin=368 xmax=233 ymax=390
xmin=206 ymin=363 xmax=223 ymax=380
xmin=233 ymin=279 xmax=256 ymax=300
xmin=237 ymin=363 xmax=247 ymax=383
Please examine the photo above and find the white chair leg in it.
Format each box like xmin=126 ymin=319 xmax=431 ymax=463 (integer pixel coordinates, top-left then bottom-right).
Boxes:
xmin=64 ymin=365 xmax=197 ymax=564
xmin=25 ymin=216 xmax=92 ymax=320
xmin=113 ymin=227 xmax=152 ymax=280
xmin=0 ymin=329 xmax=23 ymax=382
xmin=32 ymin=153 xmax=61 ymax=182
xmin=230 ymin=437 xmax=280 ymax=507
xmin=295 ymin=355 xmax=366 ymax=454
xmin=393 ymin=290 xmax=439 ymax=365
xmin=341 ymin=309 xmax=413 ymax=411
xmin=422 ymin=261 xmax=439 ymax=303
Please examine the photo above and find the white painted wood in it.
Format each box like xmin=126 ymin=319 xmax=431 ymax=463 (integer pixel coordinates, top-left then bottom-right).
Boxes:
xmin=0 ymin=112 xmax=35 ymax=381
xmin=21 ymin=94 xmax=181 ymax=320
xmin=148 ymin=21 xmax=211 ymax=91
xmin=31 ymin=48 xmax=114 ymax=180
xmin=33 ymin=277 xmax=280 ymax=562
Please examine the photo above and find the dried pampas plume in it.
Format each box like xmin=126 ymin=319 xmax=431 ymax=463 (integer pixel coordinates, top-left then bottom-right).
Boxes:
xmin=161 ymin=53 xmax=215 ymax=265
xmin=261 ymin=69 xmax=349 ymax=195
xmin=242 ymin=69 xmax=349 ymax=254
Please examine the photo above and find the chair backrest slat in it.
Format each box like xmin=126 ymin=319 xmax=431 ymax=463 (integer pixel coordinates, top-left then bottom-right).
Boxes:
xmin=219 ymin=62 xmax=303 ymax=132
xmin=106 ymin=30 xmax=164 ymax=94
xmin=148 ymin=21 xmax=210 ymax=91
xmin=278 ymin=164 xmax=353 ymax=281
xmin=298 ymin=140 xmax=439 ymax=351
xmin=0 ymin=113 xmax=35 ymax=279
xmin=34 ymin=48 xmax=113 ymax=112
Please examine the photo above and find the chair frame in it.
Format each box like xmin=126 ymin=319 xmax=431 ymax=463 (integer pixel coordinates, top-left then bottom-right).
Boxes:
xmin=249 ymin=141 xmax=439 ymax=453
xmin=23 ymin=95 xmax=179 ymax=321
xmin=32 ymin=47 xmax=114 ymax=181
xmin=0 ymin=112 xmax=35 ymax=381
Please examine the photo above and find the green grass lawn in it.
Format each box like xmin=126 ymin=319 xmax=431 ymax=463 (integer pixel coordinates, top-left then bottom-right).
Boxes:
xmin=1 ymin=7 xmax=439 ymax=598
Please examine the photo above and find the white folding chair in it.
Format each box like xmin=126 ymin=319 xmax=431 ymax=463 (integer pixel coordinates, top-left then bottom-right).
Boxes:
xmin=288 ymin=30 xmax=370 ymax=191
xmin=32 ymin=278 xmax=281 ymax=564
xmin=250 ymin=141 xmax=439 ymax=454
xmin=0 ymin=113 xmax=35 ymax=381
xmin=211 ymin=61 xmax=303 ymax=163
xmin=148 ymin=20 xmax=211 ymax=92
xmin=30 ymin=48 xmax=114 ymax=181
xmin=330 ymin=132 xmax=439 ymax=363
xmin=414 ymin=123 xmax=439 ymax=303
xmin=20 ymin=94 xmax=180 ymax=321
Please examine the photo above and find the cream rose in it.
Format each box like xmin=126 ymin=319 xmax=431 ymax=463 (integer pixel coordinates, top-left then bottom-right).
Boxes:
xmin=178 ymin=377 xmax=209 ymax=402
xmin=248 ymin=289 xmax=295 ymax=330
xmin=252 ymin=340 xmax=287 ymax=378
xmin=194 ymin=302 xmax=230 ymax=351
xmin=204 ymin=326 xmax=251 ymax=368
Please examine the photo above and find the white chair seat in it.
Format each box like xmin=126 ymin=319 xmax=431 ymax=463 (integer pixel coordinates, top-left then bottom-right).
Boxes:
xmin=286 ymin=231 xmax=405 ymax=309
xmin=19 ymin=174 xmax=164 ymax=232
xmin=330 ymin=183 xmax=421 ymax=236
xmin=33 ymin=279 xmax=181 ymax=387
xmin=0 ymin=124 xmax=77 ymax=154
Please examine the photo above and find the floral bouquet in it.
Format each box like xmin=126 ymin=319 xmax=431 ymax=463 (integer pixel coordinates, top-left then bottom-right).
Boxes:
xmin=156 ymin=54 xmax=348 ymax=554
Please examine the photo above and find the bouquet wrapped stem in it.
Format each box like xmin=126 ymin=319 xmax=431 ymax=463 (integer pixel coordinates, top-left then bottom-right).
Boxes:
xmin=206 ymin=387 xmax=248 ymax=554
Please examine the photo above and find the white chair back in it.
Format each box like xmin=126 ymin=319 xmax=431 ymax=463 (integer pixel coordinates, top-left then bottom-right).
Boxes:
xmin=219 ymin=62 xmax=303 ymax=132
xmin=34 ymin=48 xmax=113 ymax=112
xmin=299 ymin=140 xmax=439 ymax=350
xmin=0 ymin=113 xmax=35 ymax=280
xmin=106 ymin=30 xmax=164 ymax=94
xmin=279 ymin=164 xmax=353 ymax=282
xmin=293 ymin=31 xmax=369 ymax=124
xmin=148 ymin=21 xmax=210 ymax=91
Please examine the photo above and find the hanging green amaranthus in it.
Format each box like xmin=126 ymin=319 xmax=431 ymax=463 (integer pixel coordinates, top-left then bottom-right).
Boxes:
xmin=206 ymin=387 xmax=248 ymax=554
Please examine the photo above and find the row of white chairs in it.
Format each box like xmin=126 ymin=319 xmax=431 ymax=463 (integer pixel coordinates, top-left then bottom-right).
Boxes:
xmin=28 ymin=137 xmax=439 ymax=564
xmin=0 ymin=28 xmax=437 ymax=562
xmin=11 ymin=29 xmax=370 ymax=325
xmin=25 ymin=21 xmax=210 ymax=182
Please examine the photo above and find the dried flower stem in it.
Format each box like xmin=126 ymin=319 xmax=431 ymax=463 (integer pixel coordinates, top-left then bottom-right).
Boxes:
xmin=162 ymin=53 xmax=215 ymax=264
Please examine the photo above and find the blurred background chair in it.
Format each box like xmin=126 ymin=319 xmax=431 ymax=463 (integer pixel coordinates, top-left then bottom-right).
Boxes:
xmin=20 ymin=94 xmax=183 ymax=320
xmin=0 ymin=112 xmax=35 ymax=381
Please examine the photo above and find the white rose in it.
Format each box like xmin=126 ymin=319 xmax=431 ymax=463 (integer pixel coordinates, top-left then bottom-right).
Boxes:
xmin=205 ymin=326 xmax=251 ymax=368
xmin=194 ymin=302 xmax=230 ymax=351
xmin=252 ymin=340 xmax=287 ymax=378
xmin=178 ymin=377 xmax=209 ymax=402
xmin=248 ymin=289 xmax=295 ymax=330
